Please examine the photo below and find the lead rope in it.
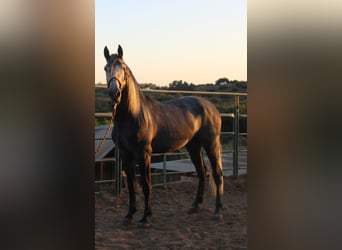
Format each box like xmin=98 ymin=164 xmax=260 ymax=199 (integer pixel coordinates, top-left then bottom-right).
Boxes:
xmin=95 ymin=103 xmax=117 ymax=156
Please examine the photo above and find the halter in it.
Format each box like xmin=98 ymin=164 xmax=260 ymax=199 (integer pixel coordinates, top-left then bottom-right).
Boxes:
xmin=107 ymin=75 xmax=123 ymax=105
xmin=107 ymin=64 xmax=129 ymax=119
xmin=107 ymin=62 xmax=128 ymax=92
xmin=107 ymin=76 xmax=122 ymax=90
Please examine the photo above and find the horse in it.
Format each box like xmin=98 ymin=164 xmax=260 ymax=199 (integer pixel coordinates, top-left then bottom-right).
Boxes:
xmin=103 ymin=45 xmax=224 ymax=227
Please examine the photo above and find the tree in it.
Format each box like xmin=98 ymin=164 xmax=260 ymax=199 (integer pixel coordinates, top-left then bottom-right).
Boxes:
xmin=138 ymin=83 xmax=158 ymax=89
xmin=168 ymin=80 xmax=195 ymax=90
xmin=215 ymin=77 xmax=230 ymax=86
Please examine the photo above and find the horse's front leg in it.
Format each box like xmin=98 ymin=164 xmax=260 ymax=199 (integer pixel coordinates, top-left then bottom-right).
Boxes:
xmin=122 ymin=157 xmax=137 ymax=220
xmin=138 ymin=147 xmax=152 ymax=226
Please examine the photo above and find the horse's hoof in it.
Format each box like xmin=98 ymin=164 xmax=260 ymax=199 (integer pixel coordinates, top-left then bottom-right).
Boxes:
xmin=188 ymin=206 xmax=199 ymax=214
xmin=138 ymin=222 xmax=152 ymax=229
xmin=213 ymin=211 xmax=223 ymax=220
xmin=122 ymin=217 xmax=133 ymax=225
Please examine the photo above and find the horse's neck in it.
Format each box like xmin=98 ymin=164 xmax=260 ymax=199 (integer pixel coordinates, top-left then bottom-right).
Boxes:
xmin=118 ymin=71 xmax=145 ymax=120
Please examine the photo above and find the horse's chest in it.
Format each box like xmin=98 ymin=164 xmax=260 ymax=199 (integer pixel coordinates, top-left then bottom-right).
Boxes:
xmin=116 ymin=127 xmax=149 ymax=153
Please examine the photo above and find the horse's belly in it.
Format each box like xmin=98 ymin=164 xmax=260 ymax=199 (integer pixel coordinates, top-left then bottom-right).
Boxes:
xmin=151 ymin=135 xmax=191 ymax=153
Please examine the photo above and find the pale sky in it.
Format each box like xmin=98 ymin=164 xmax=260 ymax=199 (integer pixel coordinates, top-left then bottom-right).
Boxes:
xmin=95 ymin=0 xmax=246 ymax=86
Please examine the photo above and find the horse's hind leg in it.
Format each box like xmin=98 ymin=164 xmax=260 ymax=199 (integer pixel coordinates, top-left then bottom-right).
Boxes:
xmin=203 ymin=136 xmax=224 ymax=218
xmin=138 ymin=146 xmax=153 ymax=226
xmin=186 ymin=139 xmax=207 ymax=213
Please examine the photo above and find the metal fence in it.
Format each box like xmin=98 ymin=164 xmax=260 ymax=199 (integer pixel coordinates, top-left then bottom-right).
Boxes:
xmin=95 ymin=86 xmax=247 ymax=195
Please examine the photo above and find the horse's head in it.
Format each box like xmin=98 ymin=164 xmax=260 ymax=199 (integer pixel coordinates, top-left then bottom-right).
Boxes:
xmin=104 ymin=45 xmax=126 ymax=104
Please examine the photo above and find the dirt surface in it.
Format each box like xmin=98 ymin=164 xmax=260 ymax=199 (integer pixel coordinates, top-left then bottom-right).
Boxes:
xmin=95 ymin=175 xmax=247 ymax=249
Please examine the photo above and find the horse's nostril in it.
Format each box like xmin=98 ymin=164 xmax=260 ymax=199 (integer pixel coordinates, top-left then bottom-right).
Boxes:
xmin=109 ymin=89 xmax=121 ymax=102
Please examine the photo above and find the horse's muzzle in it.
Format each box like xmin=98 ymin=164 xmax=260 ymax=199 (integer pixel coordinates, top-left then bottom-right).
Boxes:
xmin=109 ymin=89 xmax=121 ymax=104
xmin=108 ymin=77 xmax=122 ymax=104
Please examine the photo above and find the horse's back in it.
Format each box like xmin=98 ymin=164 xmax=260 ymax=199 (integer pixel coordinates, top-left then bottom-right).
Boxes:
xmin=163 ymin=96 xmax=221 ymax=131
xmin=145 ymin=95 xmax=221 ymax=153
xmin=163 ymin=96 xmax=218 ymax=114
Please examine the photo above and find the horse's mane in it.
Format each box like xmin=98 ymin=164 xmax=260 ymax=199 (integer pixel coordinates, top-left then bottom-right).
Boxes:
xmin=122 ymin=62 xmax=152 ymax=127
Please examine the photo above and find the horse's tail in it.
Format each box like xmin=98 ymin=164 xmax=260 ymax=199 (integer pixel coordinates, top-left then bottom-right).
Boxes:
xmin=209 ymin=169 xmax=216 ymax=195
xmin=209 ymin=168 xmax=224 ymax=196
xmin=208 ymin=146 xmax=224 ymax=196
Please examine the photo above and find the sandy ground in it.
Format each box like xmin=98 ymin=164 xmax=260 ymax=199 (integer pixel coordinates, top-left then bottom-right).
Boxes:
xmin=95 ymin=175 xmax=247 ymax=250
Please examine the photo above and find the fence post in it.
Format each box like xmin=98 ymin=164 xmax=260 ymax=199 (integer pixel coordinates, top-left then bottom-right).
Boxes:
xmin=233 ymin=95 xmax=240 ymax=179
xmin=162 ymin=154 xmax=167 ymax=188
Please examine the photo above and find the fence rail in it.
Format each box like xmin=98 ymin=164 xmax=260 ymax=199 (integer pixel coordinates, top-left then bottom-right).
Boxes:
xmin=95 ymin=87 xmax=247 ymax=195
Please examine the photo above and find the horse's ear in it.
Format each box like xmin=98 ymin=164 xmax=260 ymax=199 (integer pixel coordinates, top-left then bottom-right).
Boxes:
xmin=104 ymin=46 xmax=110 ymax=61
xmin=118 ymin=45 xmax=123 ymax=58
